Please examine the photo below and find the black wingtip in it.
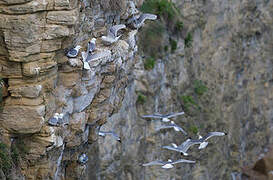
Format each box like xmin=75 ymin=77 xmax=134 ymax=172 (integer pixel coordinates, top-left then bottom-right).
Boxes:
xmin=224 ymin=132 xmax=228 ymax=135
xmin=118 ymin=139 xmax=122 ymax=143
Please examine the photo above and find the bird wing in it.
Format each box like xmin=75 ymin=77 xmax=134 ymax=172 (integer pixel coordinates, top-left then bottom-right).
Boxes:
xmin=109 ymin=24 xmax=126 ymax=37
xmin=138 ymin=13 xmax=157 ymax=24
xmin=110 ymin=131 xmax=121 ymax=141
xmin=141 ymin=114 xmax=163 ymax=119
xmin=203 ymin=132 xmax=226 ymax=141
xmin=179 ymin=139 xmax=202 ymax=152
xmin=173 ymin=124 xmax=187 ymax=135
xmin=156 ymin=125 xmax=175 ymax=131
xmin=143 ymin=160 xmax=164 ymax=166
xmin=166 ymin=112 xmax=185 ymax=118
xmin=162 ymin=145 xmax=182 ymax=152
xmin=171 ymin=159 xmax=196 ymax=165
xmin=86 ymin=50 xmax=111 ymax=62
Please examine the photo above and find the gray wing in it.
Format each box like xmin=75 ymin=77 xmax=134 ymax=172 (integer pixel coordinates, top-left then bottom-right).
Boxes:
xmin=173 ymin=124 xmax=187 ymax=135
xmin=142 ymin=114 xmax=163 ymax=119
xmin=138 ymin=13 xmax=157 ymax=24
xmin=143 ymin=160 xmax=164 ymax=166
xmin=203 ymin=132 xmax=226 ymax=141
xmin=109 ymin=24 xmax=126 ymax=37
xmin=67 ymin=48 xmax=77 ymax=57
xmin=171 ymin=159 xmax=196 ymax=165
xmin=166 ymin=112 xmax=185 ymax=118
xmin=86 ymin=50 xmax=111 ymax=62
xmin=156 ymin=125 xmax=175 ymax=131
xmin=110 ymin=131 xmax=121 ymax=141
xmin=162 ymin=145 xmax=183 ymax=152
xmin=179 ymin=139 xmax=202 ymax=152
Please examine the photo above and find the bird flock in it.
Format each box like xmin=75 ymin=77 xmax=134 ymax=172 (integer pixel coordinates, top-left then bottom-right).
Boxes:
xmin=48 ymin=5 xmax=227 ymax=169
xmin=141 ymin=112 xmax=227 ymax=169
xmin=65 ymin=12 xmax=158 ymax=71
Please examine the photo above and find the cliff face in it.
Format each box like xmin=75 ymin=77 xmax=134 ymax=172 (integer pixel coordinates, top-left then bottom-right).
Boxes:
xmin=0 ymin=0 xmax=272 ymax=180
xmin=0 ymin=0 xmax=142 ymax=179
xmin=94 ymin=0 xmax=273 ymax=180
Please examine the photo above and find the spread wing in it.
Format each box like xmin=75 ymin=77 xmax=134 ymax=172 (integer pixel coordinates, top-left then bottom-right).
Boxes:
xmin=179 ymin=139 xmax=202 ymax=152
xmin=141 ymin=114 xmax=163 ymax=119
xmin=162 ymin=145 xmax=183 ymax=152
xmin=143 ymin=160 xmax=164 ymax=166
xmin=203 ymin=132 xmax=226 ymax=141
xmin=171 ymin=159 xmax=196 ymax=165
xmin=165 ymin=112 xmax=185 ymax=118
xmin=156 ymin=125 xmax=175 ymax=131
xmin=138 ymin=13 xmax=157 ymax=24
xmin=109 ymin=24 xmax=126 ymax=37
xmin=173 ymin=124 xmax=187 ymax=135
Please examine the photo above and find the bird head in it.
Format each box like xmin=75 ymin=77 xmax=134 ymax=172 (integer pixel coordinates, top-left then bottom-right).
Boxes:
xmin=170 ymin=121 xmax=175 ymax=124
xmin=171 ymin=143 xmax=178 ymax=148
xmin=58 ymin=113 xmax=64 ymax=119
xmin=54 ymin=113 xmax=59 ymax=118
xmin=118 ymin=139 xmax=122 ymax=143
xmin=91 ymin=38 xmax=96 ymax=43
xmin=167 ymin=159 xmax=172 ymax=162
xmin=75 ymin=45 xmax=81 ymax=50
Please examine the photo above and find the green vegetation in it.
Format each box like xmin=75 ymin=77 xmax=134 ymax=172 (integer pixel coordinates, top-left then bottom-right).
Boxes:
xmin=140 ymin=0 xmax=178 ymax=19
xmin=0 ymin=142 xmax=12 ymax=176
xmin=0 ymin=78 xmax=3 ymax=104
xmin=189 ymin=126 xmax=198 ymax=134
xmin=144 ymin=57 xmax=156 ymax=70
xmin=184 ymin=33 xmax=193 ymax=48
xmin=175 ymin=21 xmax=184 ymax=31
xmin=164 ymin=45 xmax=169 ymax=52
xmin=137 ymin=92 xmax=147 ymax=105
xmin=139 ymin=21 xmax=165 ymax=57
xmin=169 ymin=38 xmax=177 ymax=53
xmin=194 ymin=80 xmax=208 ymax=96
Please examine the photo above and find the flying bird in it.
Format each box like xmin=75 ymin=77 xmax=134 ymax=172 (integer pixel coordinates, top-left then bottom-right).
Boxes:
xmin=141 ymin=112 xmax=185 ymax=122
xmin=197 ymin=132 xmax=227 ymax=149
xmin=142 ymin=159 xmax=195 ymax=169
xmin=66 ymin=45 xmax=81 ymax=58
xmin=101 ymin=24 xmax=126 ymax=45
xmin=156 ymin=121 xmax=187 ymax=135
xmin=127 ymin=13 xmax=157 ymax=29
xmin=98 ymin=131 xmax=122 ymax=143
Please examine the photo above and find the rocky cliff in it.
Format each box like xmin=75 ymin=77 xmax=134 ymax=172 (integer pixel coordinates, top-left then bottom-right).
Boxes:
xmin=0 ymin=0 xmax=272 ymax=180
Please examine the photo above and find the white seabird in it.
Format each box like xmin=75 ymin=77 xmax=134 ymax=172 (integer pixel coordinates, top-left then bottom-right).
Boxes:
xmin=66 ymin=45 xmax=81 ymax=58
xmin=142 ymin=159 xmax=195 ymax=169
xmin=128 ymin=13 xmax=157 ymax=29
xmin=141 ymin=111 xmax=185 ymax=122
xmin=81 ymin=51 xmax=91 ymax=70
xmin=101 ymin=24 xmax=126 ymax=45
xmin=78 ymin=153 xmax=88 ymax=165
xmin=156 ymin=121 xmax=187 ymax=135
xmin=197 ymin=132 xmax=227 ymax=149
xmin=48 ymin=113 xmax=59 ymax=126
xmin=98 ymin=131 xmax=122 ymax=143
xmin=88 ymin=38 xmax=96 ymax=53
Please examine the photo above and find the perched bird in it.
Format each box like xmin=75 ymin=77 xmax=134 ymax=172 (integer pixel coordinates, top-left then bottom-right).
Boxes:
xmin=141 ymin=112 xmax=185 ymax=122
xmin=66 ymin=45 xmax=81 ymax=58
xmin=101 ymin=24 xmax=126 ymax=45
xmin=81 ymin=51 xmax=91 ymax=70
xmin=197 ymin=132 xmax=227 ymax=149
xmin=78 ymin=153 xmax=88 ymax=165
xmin=57 ymin=113 xmax=64 ymax=125
xmin=142 ymin=159 xmax=195 ymax=169
xmin=98 ymin=131 xmax=122 ymax=143
xmin=88 ymin=38 xmax=96 ymax=53
xmin=156 ymin=121 xmax=187 ymax=135
xmin=127 ymin=13 xmax=157 ymax=29
xmin=48 ymin=113 xmax=60 ymax=126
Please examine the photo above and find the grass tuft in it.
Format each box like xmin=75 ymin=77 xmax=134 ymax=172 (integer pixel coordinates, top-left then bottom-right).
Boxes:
xmin=184 ymin=33 xmax=193 ymax=48
xmin=137 ymin=93 xmax=147 ymax=105
xmin=144 ymin=57 xmax=156 ymax=70
xmin=169 ymin=38 xmax=177 ymax=53
xmin=193 ymin=80 xmax=208 ymax=96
